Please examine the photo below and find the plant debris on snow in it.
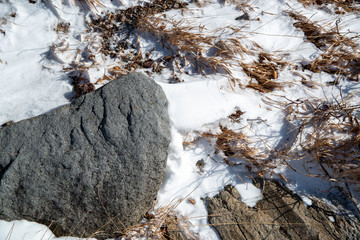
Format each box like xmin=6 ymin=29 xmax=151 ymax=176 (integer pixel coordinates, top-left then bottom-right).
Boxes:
xmin=289 ymin=11 xmax=360 ymax=82
xmin=242 ymin=52 xmax=288 ymax=92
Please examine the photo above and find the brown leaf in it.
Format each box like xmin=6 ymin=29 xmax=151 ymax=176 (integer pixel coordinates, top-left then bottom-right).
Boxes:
xmin=143 ymin=59 xmax=155 ymax=68
xmin=187 ymin=198 xmax=196 ymax=205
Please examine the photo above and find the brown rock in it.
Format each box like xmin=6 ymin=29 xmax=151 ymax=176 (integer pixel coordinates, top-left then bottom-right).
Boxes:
xmin=207 ymin=181 xmax=360 ymax=240
xmin=162 ymin=215 xmax=187 ymax=240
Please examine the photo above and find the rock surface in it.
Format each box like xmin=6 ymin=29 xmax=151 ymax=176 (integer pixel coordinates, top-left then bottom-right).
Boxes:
xmin=0 ymin=72 xmax=171 ymax=239
xmin=163 ymin=215 xmax=188 ymax=240
xmin=207 ymin=180 xmax=360 ymax=240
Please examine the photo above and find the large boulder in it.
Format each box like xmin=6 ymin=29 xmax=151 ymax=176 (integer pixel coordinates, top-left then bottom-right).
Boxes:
xmin=0 ymin=72 xmax=171 ymax=239
xmin=207 ymin=180 xmax=360 ymax=240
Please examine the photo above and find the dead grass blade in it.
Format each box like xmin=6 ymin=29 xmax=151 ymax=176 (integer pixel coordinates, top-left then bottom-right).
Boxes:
xmin=84 ymin=0 xmax=248 ymax=81
xmin=304 ymin=47 xmax=360 ymax=82
xmin=74 ymin=0 xmax=104 ymax=11
xmin=119 ymin=198 xmax=198 ymax=239
xmin=289 ymin=11 xmax=360 ymax=82
xmin=193 ymin=110 xmax=272 ymax=177
xmin=288 ymin=12 xmax=336 ymax=49
xmin=242 ymin=52 xmax=287 ymax=92
xmin=202 ymin=125 xmax=257 ymax=160
xmin=297 ymin=0 xmax=360 ymax=13
xmin=136 ymin=16 xmax=248 ymax=77
xmin=217 ymin=0 xmax=255 ymax=11
xmin=284 ymin=95 xmax=360 ymax=192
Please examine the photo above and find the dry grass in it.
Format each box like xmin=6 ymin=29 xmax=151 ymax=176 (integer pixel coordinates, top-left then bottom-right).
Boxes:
xmin=284 ymin=96 xmax=360 ymax=192
xmin=119 ymin=199 xmax=197 ymax=239
xmin=305 ymin=47 xmax=360 ymax=82
xmin=262 ymin=94 xmax=360 ymax=194
xmin=218 ymin=0 xmax=255 ymax=11
xmin=242 ymin=53 xmax=287 ymax=92
xmin=63 ymin=63 xmax=97 ymax=98
xmin=288 ymin=12 xmax=337 ymax=49
xmin=289 ymin=11 xmax=360 ymax=82
xmin=73 ymin=0 xmax=104 ymax=10
xmin=202 ymin=125 xmax=257 ymax=160
xmin=192 ymin=111 xmax=272 ymax=177
xmin=54 ymin=0 xmax=262 ymax=85
xmin=191 ymin=94 xmax=360 ymax=195
xmin=84 ymin=0 xmax=255 ymax=81
xmin=136 ymin=16 xmax=248 ymax=77
xmin=297 ymin=0 xmax=360 ymax=12
xmin=55 ymin=21 xmax=70 ymax=33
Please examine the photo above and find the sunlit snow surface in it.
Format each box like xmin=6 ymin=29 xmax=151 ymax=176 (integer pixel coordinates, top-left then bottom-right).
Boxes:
xmin=0 ymin=0 xmax=359 ymax=239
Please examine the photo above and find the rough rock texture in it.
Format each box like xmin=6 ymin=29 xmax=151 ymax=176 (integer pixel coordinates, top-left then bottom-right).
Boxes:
xmin=0 ymin=72 xmax=171 ymax=239
xmin=207 ymin=180 xmax=360 ymax=240
xmin=163 ymin=215 xmax=188 ymax=240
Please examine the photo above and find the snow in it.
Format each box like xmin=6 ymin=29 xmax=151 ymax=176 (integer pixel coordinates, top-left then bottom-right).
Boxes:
xmin=159 ymin=79 xmax=256 ymax=131
xmin=300 ymin=195 xmax=313 ymax=206
xmin=0 ymin=220 xmax=88 ymax=240
xmin=0 ymin=0 xmax=359 ymax=239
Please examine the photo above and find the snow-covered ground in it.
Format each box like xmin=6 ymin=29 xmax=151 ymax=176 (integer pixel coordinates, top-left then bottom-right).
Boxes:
xmin=0 ymin=0 xmax=359 ymax=239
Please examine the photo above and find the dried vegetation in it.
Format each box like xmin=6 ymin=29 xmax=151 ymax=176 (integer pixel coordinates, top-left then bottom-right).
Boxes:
xmin=283 ymin=96 xmax=360 ymax=192
xmin=51 ymin=0 xmax=360 ymax=192
xmin=61 ymin=0 xmax=188 ymax=97
xmin=289 ymin=11 xmax=360 ymax=82
xmin=73 ymin=0 xmax=104 ymax=10
xmin=191 ymin=90 xmax=360 ymax=187
xmin=61 ymin=0 xmax=257 ymax=90
xmin=119 ymin=199 xmax=197 ymax=239
xmin=297 ymin=0 xmax=360 ymax=13
xmin=241 ymin=53 xmax=288 ymax=92
xmin=136 ymin=16 xmax=248 ymax=78
xmin=202 ymin=125 xmax=268 ymax=175
xmin=0 ymin=12 xmax=15 ymax=35
xmin=55 ymin=21 xmax=71 ymax=33
xmin=188 ymin=110 xmax=274 ymax=178
xmin=189 ymin=96 xmax=360 ymax=212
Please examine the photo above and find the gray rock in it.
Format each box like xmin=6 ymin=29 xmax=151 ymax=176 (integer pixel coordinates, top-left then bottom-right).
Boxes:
xmin=0 ymin=72 xmax=171 ymax=239
xmin=207 ymin=180 xmax=360 ymax=240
